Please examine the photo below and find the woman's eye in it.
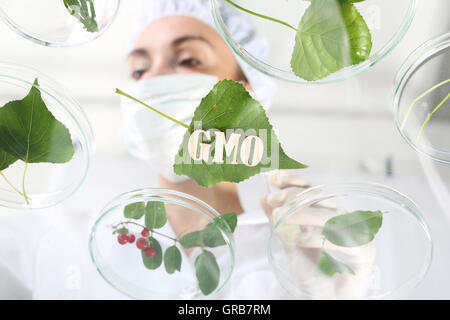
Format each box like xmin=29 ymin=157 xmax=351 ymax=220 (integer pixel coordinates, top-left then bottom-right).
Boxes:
xmin=131 ymin=69 xmax=147 ymax=80
xmin=179 ymin=58 xmax=200 ymax=67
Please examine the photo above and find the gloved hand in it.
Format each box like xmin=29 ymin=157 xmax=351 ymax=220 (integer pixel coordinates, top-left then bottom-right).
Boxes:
xmin=260 ymin=171 xmax=376 ymax=299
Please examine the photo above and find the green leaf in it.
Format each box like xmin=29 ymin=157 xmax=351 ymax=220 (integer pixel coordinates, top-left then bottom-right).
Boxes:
xmin=179 ymin=230 xmax=204 ymax=249
xmin=164 ymin=245 xmax=182 ymax=274
xmin=124 ymin=202 xmax=145 ymax=220
xmin=173 ymin=80 xmax=307 ymax=186
xmin=113 ymin=227 xmax=128 ymax=235
xmin=195 ymin=250 xmax=220 ymax=296
xmin=145 ymin=201 xmax=167 ymax=230
xmin=316 ymin=251 xmax=355 ymax=277
xmin=141 ymin=237 xmax=163 ymax=270
xmin=322 ymin=210 xmax=383 ymax=247
xmin=202 ymin=213 xmax=237 ymax=248
xmin=0 ymin=79 xmax=74 ymax=164
xmin=291 ymin=0 xmax=372 ymax=81
xmin=63 ymin=0 xmax=99 ymax=33
xmin=0 ymin=150 xmax=16 ymax=171
xmin=179 ymin=213 xmax=237 ymax=249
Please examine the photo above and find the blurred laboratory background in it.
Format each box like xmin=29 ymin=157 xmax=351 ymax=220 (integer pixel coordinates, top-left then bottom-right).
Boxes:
xmin=0 ymin=0 xmax=449 ymax=299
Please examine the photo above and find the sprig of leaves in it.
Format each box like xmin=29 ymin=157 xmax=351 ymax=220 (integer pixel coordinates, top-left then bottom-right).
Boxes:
xmin=116 ymin=80 xmax=307 ymax=187
xmin=315 ymin=210 xmax=383 ymax=277
xmin=225 ymin=0 xmax=372 ymax=81
xmin=0 ymin=79 xmax=74 ymax=204
xmin=113 ymin=202 xmax=237 ymax=296
xmin=63 ymin=0 xmax=99 ymax=33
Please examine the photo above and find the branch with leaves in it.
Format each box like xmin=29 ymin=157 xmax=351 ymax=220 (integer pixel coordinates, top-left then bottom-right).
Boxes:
xmin=0 ymin=79 xmax=74 ymax=205
xmin=315 ymin=210 xmax=383 ymax=277
xmin=113 ymin=201 xmax=237 ymax=296
xmin=224 ymin=0 xmax=373 ymax=81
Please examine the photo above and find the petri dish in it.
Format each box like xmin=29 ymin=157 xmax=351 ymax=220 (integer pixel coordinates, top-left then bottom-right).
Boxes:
xmin=268 ymin=182 xmax=433 ymax=299
xmin=0 ymin=62 xmax=94 ymax=209
xmin=0 ymin=0 xmax=120 ymax=47
xmin=211 ymin=0 xmax=417 ymax=84
xmin=393 ymin=32 xmax=450 ymax=164
xmin=89 ymin=188 xmax=235 ymax=300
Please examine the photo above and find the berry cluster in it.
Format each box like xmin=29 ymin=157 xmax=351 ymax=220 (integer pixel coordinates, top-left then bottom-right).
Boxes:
xmin=116 ymin=228 xmax=156 ymax=258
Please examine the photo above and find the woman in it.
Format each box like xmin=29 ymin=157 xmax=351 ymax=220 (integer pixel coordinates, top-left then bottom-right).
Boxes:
xmin=120 ymin=0 xmax=375 ymax=299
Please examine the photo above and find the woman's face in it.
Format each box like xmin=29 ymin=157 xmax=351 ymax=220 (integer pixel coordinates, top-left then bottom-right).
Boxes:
xmin=128 ymin=16 xmax=246 ymax=82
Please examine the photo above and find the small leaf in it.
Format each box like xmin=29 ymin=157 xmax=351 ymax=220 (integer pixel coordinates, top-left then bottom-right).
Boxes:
xmin=202 ymin=212 xmax=237 ymax=247
xmin=0 ymin=150 xmax=16 ymax=171
xmin=164 ymin=246 xmax=182 ymax=274
xmin=322 ymin=210 xmax=383 ymax=247
xmin=124 ymin=202 xmax=145 ymax=219
xmin=141 ymin=237 xmax=163 ymax=270
xmin=291 ymin=0 xmax=372 ymax=81
xmin=195 ymin=250 xmax=220 ymax=296
xmin=0 ymin=79 xmax=74 ymax=164
xmin=316 ymin=251 xmax=354 ymax=277
xmin=173 ymin=80 xmax=307 ymax=187
xmin=64 ymin=0 xmax=99 ymax=33
xmin=115 ymin=227 xmax=129 ymax=235
xmin=215 ymin=212 xmax=237 ymax=233
xmin=145 ymin=201 xmax=167 ymax=230
xmin=179 ymin=231 xmax=204 ymax=249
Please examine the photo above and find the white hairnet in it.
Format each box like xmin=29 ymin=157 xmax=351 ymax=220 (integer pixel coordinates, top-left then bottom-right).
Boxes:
xmin=129 ymin=0 xmax=276 ymax=109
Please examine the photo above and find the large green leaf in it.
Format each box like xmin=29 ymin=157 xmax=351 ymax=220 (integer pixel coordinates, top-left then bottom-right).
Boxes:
xmin=141 ymin=237 xmax=163 ymax=270
xmin=322 ymin=210 xmax=383 ymax=247
xmin=316 ymin=251 xmax=354 ymax=277
xmin=291 ymin=0 xmax=372 ymax=81
xmin=164 ymin=245 xmax=182 ymax=274
xmin=145 ymin=201 xmax=167 ymax=230
xmin=195 ymin=250 xmax=220 ymax=296
xmin=63 ymin=0 xmax=99 ymax=33
xmin=0 ymin=79 xmax=74 ymax=164
xmin=124 ymin=202 xmax=145 ymax=220
xmin=173 ymin=80 xmax=307 ymax=187
xmin=0 ymin=150 xmax=16 ymax=171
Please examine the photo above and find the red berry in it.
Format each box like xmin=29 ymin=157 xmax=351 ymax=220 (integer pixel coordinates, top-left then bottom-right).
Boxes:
xmin=127 ymin=234 xmax=136 ymax=244
xmin=144 ymin=247 xmax=156 ymax=258
xmin=117 ymin=234 xmax=128 ymax=245
xmin=136 ymin=237 xmax=148 ymax=250
xmin=141 ymin=228 xmax=150 ymax=237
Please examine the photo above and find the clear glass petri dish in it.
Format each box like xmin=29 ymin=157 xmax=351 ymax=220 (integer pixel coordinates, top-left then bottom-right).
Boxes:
xmin=89 ymin=188 xmax=235 ymax=300
xmin=0 ymin=0 xmax=120 ymax=47
xmin=268 ymin=182 xmax=433 ymax=299
xmin=393 ymin=32 xmax=450 ymax=164
xmin=0 ymin=62 xmax=94 ymax=209
xmin=211 ymin=0 xmax=417 ymax=84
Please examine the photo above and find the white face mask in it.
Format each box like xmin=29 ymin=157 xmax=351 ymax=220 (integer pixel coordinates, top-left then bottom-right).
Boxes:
xmin=120 ymin=74 xmax=219 ymax=182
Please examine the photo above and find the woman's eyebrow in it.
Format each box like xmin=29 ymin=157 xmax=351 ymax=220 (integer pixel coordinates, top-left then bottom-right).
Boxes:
xmin=172 ymin=35 xmax=214 ymax=48
xmin=128 ymin=48 xmax=149 ymax=59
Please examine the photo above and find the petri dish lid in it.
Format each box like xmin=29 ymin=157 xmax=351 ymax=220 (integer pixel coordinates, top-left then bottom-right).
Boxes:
xmin=89 ymin=188 xmax=235 ymax=300
xmin=0 ymin=62 xmax=94 ymax=209
xmin=211 ymin=0 xmax=417 ymax=84
xmin=393 ymin=32 xmax=450 ymax=164
xmin=0 ymin=0 xmax=120 ymax=47
xmin=268 ymin=182 xmax=433 ymax=299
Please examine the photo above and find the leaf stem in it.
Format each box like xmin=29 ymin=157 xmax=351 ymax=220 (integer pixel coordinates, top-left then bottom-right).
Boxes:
xmin=113 ymin=221 xmax=178 ymax=242
xmin=416 ymin=93 xmax=450 ymax=145
xmin=115 ymin=89 xmax=190 ymax=130
xmin=224 ymin=0 xmax=298 ymax=31
xmin=0 ymin=171 xmax=24 ymax=196
xmin=401 ymin=79 xmax=450 ymax=130
xmin=22 ymin=162 xmax=30 ymax=205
